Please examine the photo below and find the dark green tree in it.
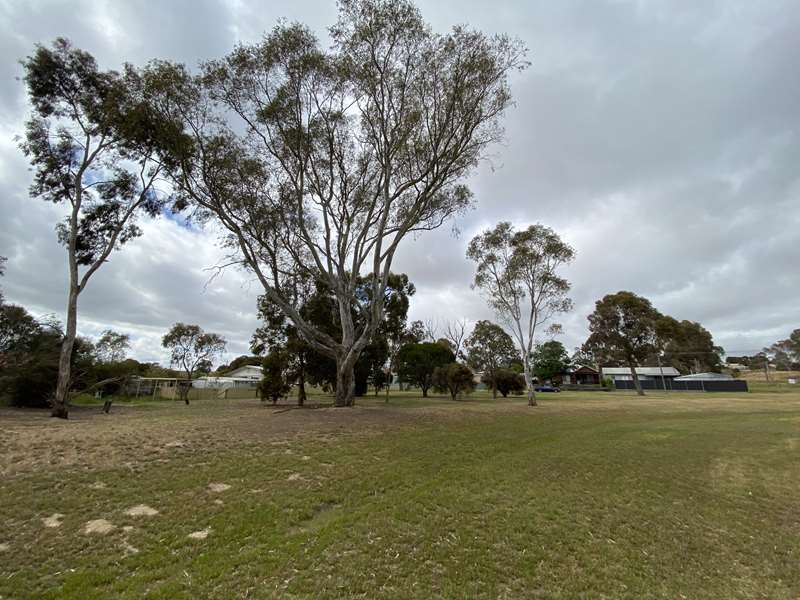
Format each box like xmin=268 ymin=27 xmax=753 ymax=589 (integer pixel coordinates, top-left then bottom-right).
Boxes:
xmin=258 ymin=349 xmax=292 ymax=404
xmin=432 ymin=362 xmax=475 ymax=400
xmin=19 ymin=39 xmax=181 ymax=418
xmin=465 ymin=320 xmax=518 ymax=398
xmin=253 ymin=273 xmax=414 ymax=401
xmin=492 ymin=368 xmax=526 ymax=398
xmin=531 ymin=340 xmax=570 ymax=382
xmin=655 ymin=317 xmax=723 ymax=374
xmin=396 ymin=342 xmax=455 ymax=397
xmin=583 ymin=291 xmax=662 ymax=396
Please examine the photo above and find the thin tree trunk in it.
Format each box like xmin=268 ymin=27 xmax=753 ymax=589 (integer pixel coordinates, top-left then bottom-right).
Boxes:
xmin=523 ymin=361 xmax=537 ymax=406
xmin=52 ymin=285 xmax=79 ymax=419
xmin=630 ymin=361 xmax=645 ymax=396
xmin=526 ymin=379 xmax=537 ymax=406
xmin=297 ymin=362 xmax=306 ymax=407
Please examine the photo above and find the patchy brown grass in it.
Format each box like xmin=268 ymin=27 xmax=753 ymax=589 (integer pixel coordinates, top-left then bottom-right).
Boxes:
xmin=1 ymin=390 xmax=799 ymax=598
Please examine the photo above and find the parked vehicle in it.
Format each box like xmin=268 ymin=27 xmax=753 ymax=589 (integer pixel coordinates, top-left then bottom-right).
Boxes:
xmin=534 ymin=385 xmax=561 ymax=393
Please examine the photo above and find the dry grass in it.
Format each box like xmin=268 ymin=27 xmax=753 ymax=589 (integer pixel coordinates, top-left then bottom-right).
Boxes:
xmin=1 ymin=390 xmax=799 ymax=598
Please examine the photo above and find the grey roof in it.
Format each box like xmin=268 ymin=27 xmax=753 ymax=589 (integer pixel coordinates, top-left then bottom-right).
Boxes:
xmin=601 ymin=366 xmax=680 ymax=377
xmin=674 ymin=372 xmax=734 ymax=381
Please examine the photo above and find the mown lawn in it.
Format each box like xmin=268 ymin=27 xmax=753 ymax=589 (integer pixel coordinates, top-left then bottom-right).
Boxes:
xmin=1 ymin=391 xmax=799 ymax=598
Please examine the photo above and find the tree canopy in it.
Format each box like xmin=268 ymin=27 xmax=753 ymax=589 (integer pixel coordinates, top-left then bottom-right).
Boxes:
xmin=465 ymin=320 xmax=518 ymax=398
xmin=144 ymin=0 xmax=526 ymax=407
xmin=396 ymin=342 xmax=455 ymax=397
xmin=531 ymin=340 xmax=570 ymax=383
xmin=583 ymin=291 xmax=662 ymax=396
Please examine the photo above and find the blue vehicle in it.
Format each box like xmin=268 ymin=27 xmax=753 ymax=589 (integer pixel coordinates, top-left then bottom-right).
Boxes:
xmin=533 ymin=384 xmax=560 ymax=393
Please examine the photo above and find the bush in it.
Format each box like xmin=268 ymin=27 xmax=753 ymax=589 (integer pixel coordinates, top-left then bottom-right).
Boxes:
xmin=432 ymin=363 xmax=475 ymax=400
xmin=494 ymin=368 xmax=526 ymax=397
xmin=258 ymin=350 xmax=290 ymax=404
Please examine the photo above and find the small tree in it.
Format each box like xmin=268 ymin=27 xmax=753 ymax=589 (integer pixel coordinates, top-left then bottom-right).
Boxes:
xmin=94 ymin=329 xmax=130 ymax=363
xmin=396 ymin=342 xmax=454 ymax=397
xmin=258 ymin=350 xmax=291 ymax=404
xmin=468 ymin=222 xmax=574 ymax=406
xmin=492 ymin=368 xmax=526 ymax=398
xmin=465 ymin=319 xmax=518 ymax=398
xmin=583 ymin=291 xmax=661 ymax=396
xmin=371 ymin=369 xmax=392 ymax=397
xmin=20 ymin=39 xmax=179 ymax=419
xmin=432 ymin=363 xmax=475 ymax=400
xmin=531 ymin=340 xmax=570 ymax=383
xmin=161 ymin=323 xmax=226 ymax=404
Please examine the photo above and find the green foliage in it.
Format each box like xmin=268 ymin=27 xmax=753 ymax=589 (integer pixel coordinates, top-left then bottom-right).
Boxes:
xmin=491 ymin=368 xmax=526 ymax=397
xmin=253 ymin=274 xmax=414 ymax=397
xmin=532 ymin=340 xmax=570 ymax=382
xmin=583 ymin=291 xmax=661 ymax=367
xmin=655 ymin=317 xmax=723 ymax=374
xmin=20 ymin=38 xmax=177 ymax=259
xmin=396 ymin=342 xmax=455 ymax=397
xmin=432 ymin=362 xmax=475 ymax=400
xmin=0 ymin=305 xmax=62 ymax=407
xmin=766 ymin=329 xmax=800 ymax=370
xmin=94 ymin=329 xmax=130 ymax=363
xmin=370 ymin=369 xmax=392 ymax=395
xmin=258 ymin=350 xmax=292 ymax=404
xmin=465 ymin=320 xmax=518 ymax=396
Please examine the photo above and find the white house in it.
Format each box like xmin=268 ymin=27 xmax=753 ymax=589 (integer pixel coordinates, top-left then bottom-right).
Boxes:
xmin=194 ymin=364 xmax=263 ymax=389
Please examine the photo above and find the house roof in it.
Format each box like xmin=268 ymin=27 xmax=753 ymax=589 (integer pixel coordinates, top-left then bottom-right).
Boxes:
xmin=674 ymin=372 xmax=734 ymax=381
xmin=567 ymin=365 xmax=599 ymax=374
xmin=225 ymin=365 xmax=263 ymax=379
xmin=601 ymin=366 xmax=680 ymax=377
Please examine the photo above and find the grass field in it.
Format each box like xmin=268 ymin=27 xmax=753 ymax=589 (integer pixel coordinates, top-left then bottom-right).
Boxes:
xmin=1 ymin=390 xmax=799 ymax=599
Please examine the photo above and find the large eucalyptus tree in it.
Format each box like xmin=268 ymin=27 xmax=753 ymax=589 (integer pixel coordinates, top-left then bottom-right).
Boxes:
xmin=146 ymin=0 xmax=526 ymax=406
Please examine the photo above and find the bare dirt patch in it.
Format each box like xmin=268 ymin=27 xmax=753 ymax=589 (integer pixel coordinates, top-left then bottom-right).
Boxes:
xmin=208 ymin=483 xmax=231 ymax=493
xmin=42 ymin=513 xmax=64 ymax=528
xmin=84 ymin=519 xmax=115 ymax=535
xmin=188 ymin=527 xmax=210 ymax=540
xmin=125 ymin=504 xmax=159 ymax=517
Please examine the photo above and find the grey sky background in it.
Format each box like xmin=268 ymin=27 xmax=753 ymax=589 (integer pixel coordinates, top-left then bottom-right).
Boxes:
xmin=1 ymin=0 xmax=798 ymax=365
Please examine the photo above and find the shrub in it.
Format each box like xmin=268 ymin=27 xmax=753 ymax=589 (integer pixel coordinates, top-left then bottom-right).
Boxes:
xmin=494 ymin=368 xmax=526 ymax=397
xmin=432 ymin=363 xmax=475 ymax=400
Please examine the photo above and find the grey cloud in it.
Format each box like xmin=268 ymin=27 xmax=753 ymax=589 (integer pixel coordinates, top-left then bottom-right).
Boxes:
xmin=0 ymin=0 xmax=798 ymax=365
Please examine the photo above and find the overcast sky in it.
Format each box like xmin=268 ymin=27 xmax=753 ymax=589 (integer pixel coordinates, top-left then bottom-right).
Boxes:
xmin=1 ymin=0 xmax=798 ymax=365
